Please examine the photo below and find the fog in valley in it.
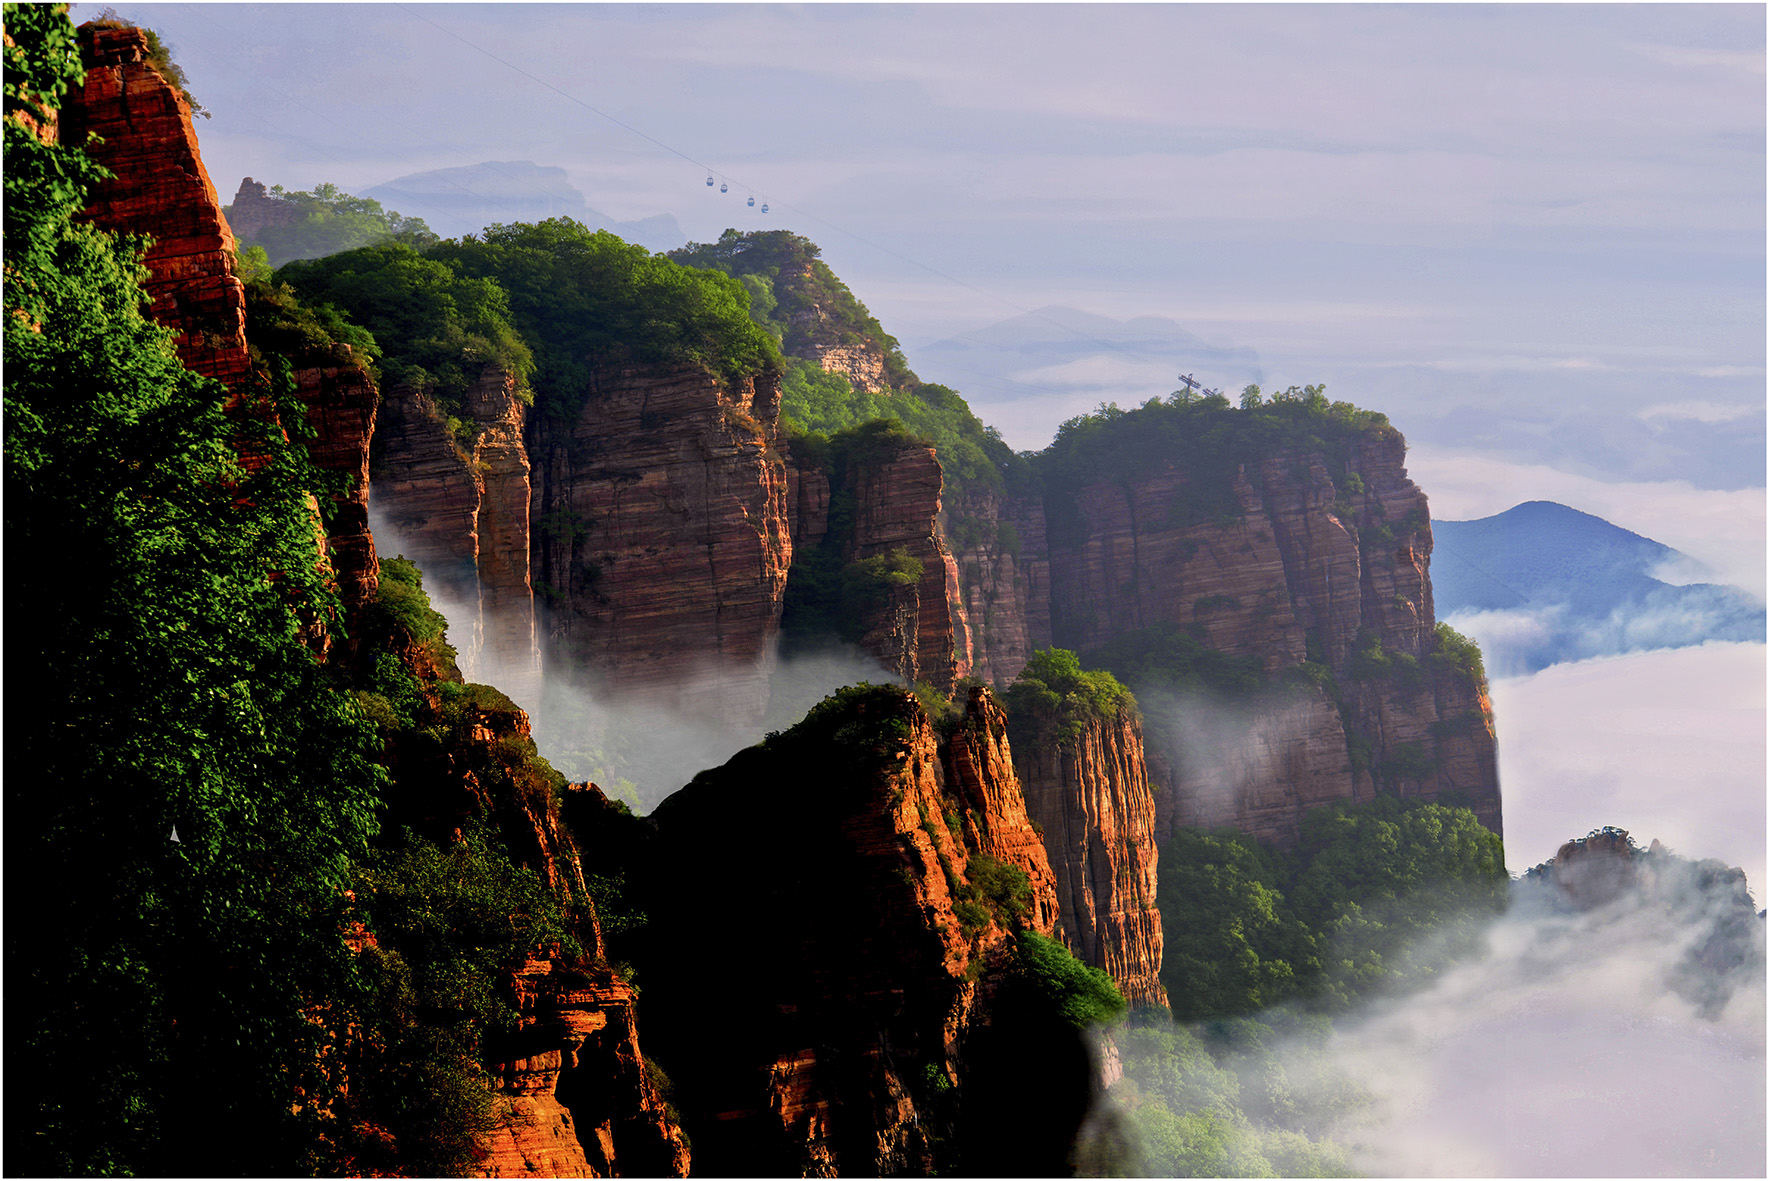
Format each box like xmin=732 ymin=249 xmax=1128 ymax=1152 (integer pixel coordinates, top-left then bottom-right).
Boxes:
xmin=1090 ymin=852 xmax=1764 ymax=1177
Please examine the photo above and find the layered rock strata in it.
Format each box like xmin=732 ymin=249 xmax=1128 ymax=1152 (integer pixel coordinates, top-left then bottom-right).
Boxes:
xmin=1041 ymin=433 xmax=1501 ymax=845
xmin=640 ymin=686 xmax=1059 ymax=1176
xmin=1011 ymin=709 xmax=1168 ymax=1009
xmin=64 ymin=24 xmax=252 ymax=389
xmin=372 ymin=367 xmax=542 ymax=712
xmin=224 ymin=176 xmax=299 ymax=243
xmin=943 ymin=485 xmax=1051 ymax=687
xmin=527 ymin=364 xmax=792 ymax=725
xmin=373 ymin=654 xmax=688 ymax=1178
xmin=289 ymin=343 xmax=380 ymax=638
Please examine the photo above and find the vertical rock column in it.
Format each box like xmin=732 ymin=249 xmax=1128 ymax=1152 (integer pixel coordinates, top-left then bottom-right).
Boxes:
xmin=64 ymin=24 xmax=252 ymax=389
xmin=372 ymin=367 xmax=541 ymax=710
xmin=1012 ymin=711 xmax=1169 ymax=1009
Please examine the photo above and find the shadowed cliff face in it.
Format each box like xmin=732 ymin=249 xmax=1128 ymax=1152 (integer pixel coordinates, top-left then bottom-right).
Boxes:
xmin=1037 ymin=432 xmax=1501 ymax=847
xmin=528 ymin=364 xmax=792 ymax=726
xmin=637 ymin=686 xmax=1062 ymax=1176
xmin=372 ymin=367 xmax=543 ymax=713
xmin=784 ymin=433 xmax=965 ymax=691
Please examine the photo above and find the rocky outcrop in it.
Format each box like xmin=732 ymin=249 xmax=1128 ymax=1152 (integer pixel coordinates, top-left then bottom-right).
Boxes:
xmin=63 ymin=24 xmax=251 ymax=389
xmin=372 ymin=368 xmax=542 ymax=713
xmin=527 ymin=364 xmax=792 ymax=726
xmin=369 ymin=649 xmax=688 ymax=1179
xmin=807 ymin=342 xmax=888 ymax=394
xmin=943 ymin=486 xmax=1051 ymax=687
xmin=482 ymin=959 xmax=690 ymax=1179
xmin=1043 ymin=432 xmax=1501 ymax=845
xmin=1011 ymin=709 xmax=1168 ymax=1009
xmin=225 ymin=176 xmax=298 ymax=243
xmin=289 ymin=343 xmax=380 ymax=639
xmin=848 ymin=441 xmax=963 ymax=689
xmin=639 ymin=686 xmax=1059 ymax=1176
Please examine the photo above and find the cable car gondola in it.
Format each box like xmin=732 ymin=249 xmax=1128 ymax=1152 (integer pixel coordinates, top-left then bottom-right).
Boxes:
xmin=747 ymin=195 xmax=755 ymax=207
xmin=761 ymin=203 xmax=769 ymax=213
xmin=706 ymin=173 xmax=714 ymax=187
xmin=719 ymin=179 xmax=728 ymax=193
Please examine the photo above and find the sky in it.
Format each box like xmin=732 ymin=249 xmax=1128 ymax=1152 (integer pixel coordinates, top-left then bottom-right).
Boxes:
xmin=93 ymin=3 xmax=1766 ymax=886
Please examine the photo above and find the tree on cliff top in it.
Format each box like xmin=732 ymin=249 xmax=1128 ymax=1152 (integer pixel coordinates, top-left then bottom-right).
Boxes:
xmin=429 ymin=217 xmax=782 ymax=404
xmin=670 ymin=227 xmax=915 ymax=386
xmin=6 ymin=5 xmax=386 ymax=1171
xmin=1003 ymin=647 xmax=1138 ymax=745
xmin=227 ymin=180 xmax=437 ymax=265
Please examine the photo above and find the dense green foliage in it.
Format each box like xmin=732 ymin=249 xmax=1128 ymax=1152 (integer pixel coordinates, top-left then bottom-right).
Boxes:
xmin=7 ymin=7 xmax=388 ymax=1170
xmin=431 ymin=218 xmax=781 ymax=398
xmin=1083 ymin=1011 xmax=1360 ymax=1178
xmin=1158 ymin=796 xmax=1507 ymax=1022
xmin=669 ymin=228 xmax=914 ymax=384
xmin=779 ymin=359 xmax=1026 ymax=496
xmin=1084 ymin=621 xmax=1268 ymax=702
xmin=275 ymin=240 xmax=534 ymax=440
xmin=1007 ymin=931 xmax=1128 ymax=1030
xmin=227 ymin=181 xmax=437 ymax=266
xmin=338 ymin=824 xmax=577 ymax=1174
xmin=1034 ymin=387 xmax=1396 ymax=546
xmin=1002 ymin=647 xmax=1138 ymax=745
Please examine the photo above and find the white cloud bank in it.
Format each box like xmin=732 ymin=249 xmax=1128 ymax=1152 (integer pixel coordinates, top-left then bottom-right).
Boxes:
xmin=1489 ymin=641 xmax=1766 ymax=899
xmin=1409 ymin=447 xmax=1767 ymax=599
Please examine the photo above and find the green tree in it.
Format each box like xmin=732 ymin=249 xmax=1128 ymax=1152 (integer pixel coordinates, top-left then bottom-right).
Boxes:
xmin=229 ymin=180 xmax=437 ymax=266
xmin=1158 ymin=829 xmax=1321 ymax=1021
xmin=7 ymin=6 xmax=385 ymax=1171
xmin=1003 ymin=647 xmax=1138 ymax=745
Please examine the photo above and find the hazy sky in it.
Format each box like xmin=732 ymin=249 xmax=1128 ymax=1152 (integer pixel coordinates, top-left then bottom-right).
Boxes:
xmin=90 ymin=3 xmax=1765 ymax=886
xmin=93 ymin=2 xmax=1765 ymax=485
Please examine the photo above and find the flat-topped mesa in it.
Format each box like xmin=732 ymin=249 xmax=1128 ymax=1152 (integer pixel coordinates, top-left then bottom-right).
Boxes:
xmin=62 ymin=24 xmax=251 ymax=390
xmin=527 ymin=363 xmax=792 ymax=727
xmin=1008 ymin=704 xmax=1168 ymax=1009
xmin=639 ymin=685 xmax=1058 ymax=1176
xmin=1046 ymin=426 xmax=1501 ymax=847
xmin=373 ymin=366 xmax=543 ymax=713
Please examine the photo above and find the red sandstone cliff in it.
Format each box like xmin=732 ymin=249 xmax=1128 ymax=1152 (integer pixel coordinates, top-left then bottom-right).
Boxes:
xmin=1042 ymin=432 xmax=1501 ymax=846
xmin=640 ymin=686 xmax=1059 ymax=1175
xmin=63 ymin=24 xmax=251 ymax=389
xmin=372 ymin=368 xmax=543 ymax=712
xmin=1010 ymin=708 xmax=1168 ymax=1009
xmin=787 ymin=434 xmax=966 ymax=690
xmin=942 ymin=484 xmax=1052 ymax=687
xmin=527 ymin=364 xmax=792 ymax=725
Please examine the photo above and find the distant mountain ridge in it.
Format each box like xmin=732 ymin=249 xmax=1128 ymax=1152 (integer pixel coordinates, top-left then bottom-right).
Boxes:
xmin=362 ymin=160 xmax=686 ymax=250
xmin=1433 ymin=500 xmax=1765 ymax=675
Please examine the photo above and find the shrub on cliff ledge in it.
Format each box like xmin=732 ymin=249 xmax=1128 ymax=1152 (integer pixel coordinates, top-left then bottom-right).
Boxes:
xmin=1004 ymin=647 xmax=1138 ymax=745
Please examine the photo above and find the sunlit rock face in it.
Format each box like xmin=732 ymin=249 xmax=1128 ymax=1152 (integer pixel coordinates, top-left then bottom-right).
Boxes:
xmin=527 ymin=363 xmax=792 ymax=726
xmin=638 ymin=686 xmax=1059 ymax=1176
xmin=64 ymin=24 xmax=252 ymax=390
xmin=1012 ymin=708 xmax=1168 ymax=1010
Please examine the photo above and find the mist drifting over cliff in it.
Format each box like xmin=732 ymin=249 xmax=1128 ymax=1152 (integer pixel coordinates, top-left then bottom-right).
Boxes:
xmin=529 ymin=644 xmax=897 ymax=812
xmin=1092 ymin=846 xmax=1766 ymax=1178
